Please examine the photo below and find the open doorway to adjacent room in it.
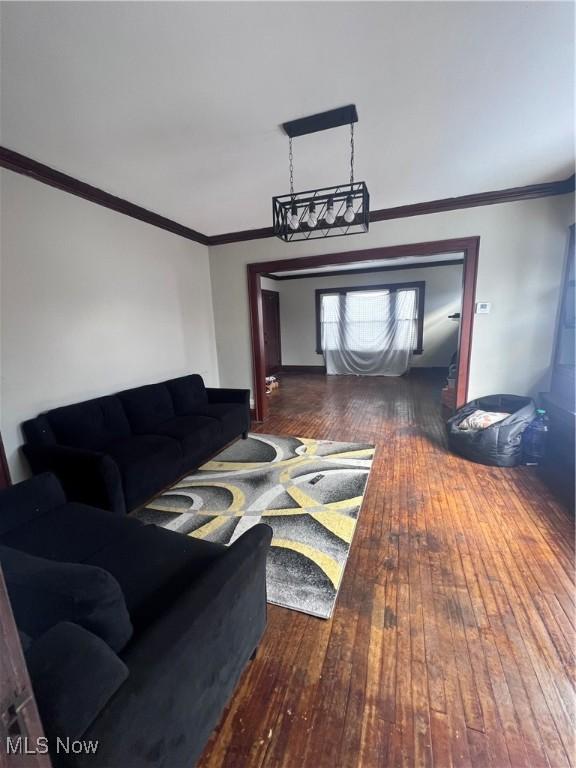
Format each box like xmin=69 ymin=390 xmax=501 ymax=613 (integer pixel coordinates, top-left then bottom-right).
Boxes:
xmin=249 ymin=237 xmax=479 ymax=421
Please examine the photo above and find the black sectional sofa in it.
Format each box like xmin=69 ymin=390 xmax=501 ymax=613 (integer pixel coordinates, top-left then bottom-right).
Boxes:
xmin=1 ymin=473 xmax=272 ymax=768
xmin=22 ymin=374 xmax=250 ymax=514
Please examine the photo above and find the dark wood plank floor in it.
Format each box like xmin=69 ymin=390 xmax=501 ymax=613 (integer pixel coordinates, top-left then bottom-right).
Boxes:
xmin=198 ymin=372 xmax=575 ymax=768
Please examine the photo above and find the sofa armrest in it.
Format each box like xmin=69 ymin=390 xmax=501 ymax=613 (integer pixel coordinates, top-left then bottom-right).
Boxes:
xmin=206 ymin=387 xmax=251 ymax=406
xmin=22 ymin=444 xmax=126 ymax=515
xmin=1 ymin=543 xmax=133 ymax=651
xmin=81 ymin=524 xmax=272 ymax=768
xmin=0 ymin=473 xmax=66 ymax=533
xmin=26 ymin=622 xmax=129 ymax=742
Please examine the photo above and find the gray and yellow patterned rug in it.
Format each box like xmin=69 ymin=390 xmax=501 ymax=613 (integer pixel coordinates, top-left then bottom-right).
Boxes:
xmin=134 ymin=434 xmax=375 ymax=619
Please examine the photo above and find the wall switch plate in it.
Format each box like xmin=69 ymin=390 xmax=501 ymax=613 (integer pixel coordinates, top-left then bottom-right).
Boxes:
xmin=476 ymin=301 xmax=491 ymax=314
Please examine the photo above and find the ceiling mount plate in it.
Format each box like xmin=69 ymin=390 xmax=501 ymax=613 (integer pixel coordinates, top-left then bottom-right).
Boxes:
xmin=282 ymin=104 xmax=358 ymax=138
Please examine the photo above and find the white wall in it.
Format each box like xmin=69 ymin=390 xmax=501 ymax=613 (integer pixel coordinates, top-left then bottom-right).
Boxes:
xmin=210 ymin=193 xmax=575 ymax=402
xmin=273 ymin=264 xmax=463 ymax=368
xmin=0 ymin=171 xmax=219 ymax=479
xmin=260 ymin=276 xmax=278 ymax=291
xmin=1 ymin=172 xmax=572 ymax=480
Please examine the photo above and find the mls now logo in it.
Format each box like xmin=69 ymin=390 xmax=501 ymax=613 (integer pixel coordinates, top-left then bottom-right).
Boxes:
xmin=5 ymin=736 xmax=99 ymax=755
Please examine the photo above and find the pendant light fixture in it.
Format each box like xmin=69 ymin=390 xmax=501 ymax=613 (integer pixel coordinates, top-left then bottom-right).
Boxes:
xmin=272 ymin=104 xmax=369 ymax=242
xmin=325 ymin=197 xmax=336 ymax=225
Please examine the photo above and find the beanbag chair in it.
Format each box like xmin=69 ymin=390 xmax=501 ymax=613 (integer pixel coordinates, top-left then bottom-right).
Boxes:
xmin=446 ymin=395 xmax=536 ymax=467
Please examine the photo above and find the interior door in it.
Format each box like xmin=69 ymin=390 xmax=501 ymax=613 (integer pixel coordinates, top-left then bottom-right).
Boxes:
xmin=262 ymin=289 xmax=282 ymax=375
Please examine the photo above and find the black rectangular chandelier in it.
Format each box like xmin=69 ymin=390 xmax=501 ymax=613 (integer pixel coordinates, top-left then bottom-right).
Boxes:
xmin=272 ymin=105 xmax=370 ymax=243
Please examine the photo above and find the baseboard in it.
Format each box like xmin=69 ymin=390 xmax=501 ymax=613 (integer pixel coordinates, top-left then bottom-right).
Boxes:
xmin=279 ymin=365 xmax=327 ymax=374
xmin=410 ymin=366 xmax=448 ymax=373
xmin=274 ymin=365 xmax=445 ymax=377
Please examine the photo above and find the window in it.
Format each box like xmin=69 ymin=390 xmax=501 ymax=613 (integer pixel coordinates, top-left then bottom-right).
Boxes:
xmin=315 ymin=281 xmax=425 ymax=355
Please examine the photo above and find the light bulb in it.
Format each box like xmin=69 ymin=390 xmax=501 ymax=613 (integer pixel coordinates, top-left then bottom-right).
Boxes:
xmin=343 ymin=196 xmax=355 ymax=224
xmin=288 ymin=202 xmax=299 ymax=231
xmin=324 ymin=198 xmax=336 ymax=225
xmin=307 ymin=202 xmax=318 ymax=228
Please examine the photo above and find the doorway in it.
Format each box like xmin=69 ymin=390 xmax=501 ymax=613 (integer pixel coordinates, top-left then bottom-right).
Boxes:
xmin=248 ymin=237 xmax=479 ymax=421
xmin=262 ymin=289 xmax=282 ymax=375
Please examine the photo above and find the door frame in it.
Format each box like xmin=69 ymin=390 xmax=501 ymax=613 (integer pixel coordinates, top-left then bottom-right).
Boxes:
xmin=261 ymin=288 xmax=282 ymax=374
xmin=248 ymin=236 xmax=480 ymax=421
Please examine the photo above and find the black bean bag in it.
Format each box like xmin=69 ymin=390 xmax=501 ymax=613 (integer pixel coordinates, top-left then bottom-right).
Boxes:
xmin=446 ymin=394 xmax=536 ymax=467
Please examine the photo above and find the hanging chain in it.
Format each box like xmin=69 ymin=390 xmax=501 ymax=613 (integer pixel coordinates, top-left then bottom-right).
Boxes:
xmin=289 ymin=137 xmax=295 ymax=197
xmin=349 ymin=122 xmax=355 ymax=186
xmin=289 ymin=125 xmax=353 ymax=195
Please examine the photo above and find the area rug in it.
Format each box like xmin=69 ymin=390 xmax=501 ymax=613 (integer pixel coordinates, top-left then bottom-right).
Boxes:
xmin=134 ymin=434 xmax=375 ymax=619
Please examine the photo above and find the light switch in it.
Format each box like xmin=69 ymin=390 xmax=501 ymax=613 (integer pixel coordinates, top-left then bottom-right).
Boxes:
xmin=476 ymin=302 xmax=491 ymax=314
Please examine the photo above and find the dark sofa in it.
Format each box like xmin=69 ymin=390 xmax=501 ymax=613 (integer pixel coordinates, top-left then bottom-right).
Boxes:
xmin=22 ymin=374 xmax=250 ymax=514
xmin=0 ymin=473 xmax=272 ymax=768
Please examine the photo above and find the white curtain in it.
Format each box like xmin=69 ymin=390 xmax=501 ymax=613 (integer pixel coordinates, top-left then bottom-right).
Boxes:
xmin=321 ymin=288 xmax=418 ymax=376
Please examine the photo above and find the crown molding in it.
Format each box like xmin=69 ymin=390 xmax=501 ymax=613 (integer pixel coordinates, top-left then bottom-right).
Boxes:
xmin=209 ymin=174 xmax=575 ymax=245
xmin=262 ymin=257 xmax=464 ymax=281
xmin=0 ymin=146 xmax=210 ymax=246
xmin=1 ymin=145 xmax=573 ymax=249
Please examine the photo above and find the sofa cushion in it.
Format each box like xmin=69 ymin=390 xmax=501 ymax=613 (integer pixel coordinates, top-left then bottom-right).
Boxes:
xmin=106 ymin=435 xmax=182 ymax=510
xmin=44 ymin=396 xmax=131 ymax=451
xmin=194 ymin=403 xmax=249 ymax=443
xmin=154 ymin=414 xmax=222 ymax=464
xmin=118 ymin=383 xmax=175 ymax=433
xmin=0 ymin=545 xmax=133 ymax=652
xmin=0 ymin=502 xmax=144 ymax=562
xmin=26 ymin=622 xmax=129 ymax=741
xmin=85 ymin=525 xmax=225 ymax=630
xmin=165 ymin=374 xmax=208 ymax=415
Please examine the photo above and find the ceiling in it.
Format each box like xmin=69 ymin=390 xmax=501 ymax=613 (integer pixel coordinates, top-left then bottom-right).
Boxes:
xmin=1 ymin=2 xmax=574 ymax=237
xmin=269 ymin=252 xmax=464 ymax=277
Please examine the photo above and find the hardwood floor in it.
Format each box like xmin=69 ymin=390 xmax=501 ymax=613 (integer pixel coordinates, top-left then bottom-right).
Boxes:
xmin=198 ymin=372 xmax=575 ymax=768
